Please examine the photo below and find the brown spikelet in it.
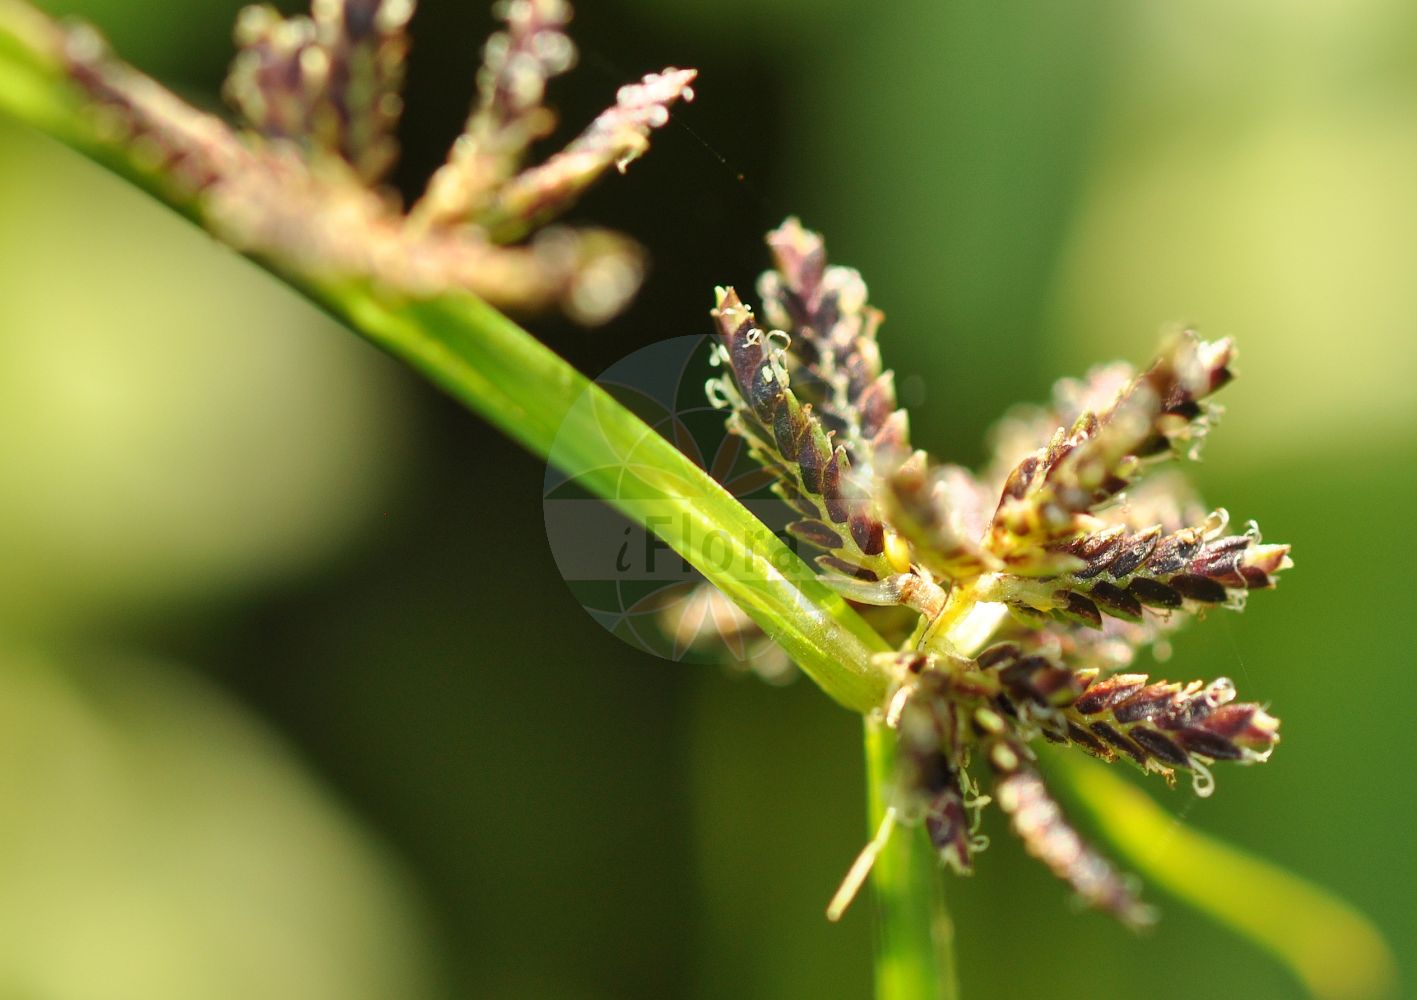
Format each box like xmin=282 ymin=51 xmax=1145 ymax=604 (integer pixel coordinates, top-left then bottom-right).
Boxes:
xmin=312 ymin=0 xmax=413 ymax=182
xmin=1068 ymin=672 xmax=1279 ymax=770
xmin=992 ymin=763 xmax=1155 ymax=928
xmin=479 ymin=68 xmax=697 ymax=241
xmin=755 ymin=218 xmax=910 ymax=483
xmin=887 ymin=657 xmax=977 ymax=874
xmin=224 ymin=0 xmax=413 ymax=183
xmin=989 ymin=331 xmax=1235 ymax=566
xmin=874 ymin=652 xmax=1156 ymax=923
xmin=879 ymin=451 xmax=998 ymax=582
xmin=413 ymin=1 xmax=693 ymax=238
xmin=413 ymin=0 xmax=575 ymax=226
xmin=225 ymin=9 xmax=325 ymax=144
xmin=983 ymin=361 xmax=1137 ymax=495
xmin=978 ymin=642 xmax=1280 ymax=781
xmin=655 ymin=581 xmax=796 ymax=684
xmin=62 ymin=24 xmax=250 ymax=195
xmin=983 ymin=510 xmax=1293 ymax=627
xmin=710 ymin=287 xmax=898 ymax=583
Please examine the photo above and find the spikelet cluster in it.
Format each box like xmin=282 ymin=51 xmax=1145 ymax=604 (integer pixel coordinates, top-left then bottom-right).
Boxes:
xmin=52 ymin=0 xmax=694 ymax=322
xmin=705 ymin=219 xmax=1291 ymax=925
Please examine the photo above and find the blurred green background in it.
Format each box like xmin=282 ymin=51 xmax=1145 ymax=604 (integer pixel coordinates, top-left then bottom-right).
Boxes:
xmin=1 ymin=0 xmax=1413 ymax=997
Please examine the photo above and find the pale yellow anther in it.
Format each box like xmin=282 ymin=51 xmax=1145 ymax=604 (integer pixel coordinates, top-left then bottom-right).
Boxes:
xmin=974 ymin=706 xmax=1006 ymax=734
xmin=884 ymin=531 xmax=912 ymax=575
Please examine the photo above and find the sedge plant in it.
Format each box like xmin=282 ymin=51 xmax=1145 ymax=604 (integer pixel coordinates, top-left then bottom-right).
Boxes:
xmin=0 ymin=1 xmax=1396 ymax=998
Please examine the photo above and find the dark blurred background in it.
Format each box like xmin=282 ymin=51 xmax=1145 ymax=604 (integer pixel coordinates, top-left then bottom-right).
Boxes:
xmin=1 ymin=0 xmax=1413 ymax=997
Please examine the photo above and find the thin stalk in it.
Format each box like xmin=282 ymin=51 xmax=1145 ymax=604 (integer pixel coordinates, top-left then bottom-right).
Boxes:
xmin=313 ymin=285 xmax=897 ymax=711
xmin=864 ymin=717 xmax=957 ymax=1000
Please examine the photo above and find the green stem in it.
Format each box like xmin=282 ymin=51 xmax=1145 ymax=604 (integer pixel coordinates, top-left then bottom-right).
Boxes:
xmin=0 ymin=5 xmax=953 ymax=994
xmin=0 ymin=2 xmax=893 ymax=712
xmin=317 ymin=285 xmax=896 ymax=712
xmin=865 ymin=718 xmax=957 ymax=1000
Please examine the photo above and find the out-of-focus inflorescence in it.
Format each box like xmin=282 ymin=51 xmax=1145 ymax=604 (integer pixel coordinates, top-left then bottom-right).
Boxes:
xmin=55 ymin=0 xmax=694 ymax=323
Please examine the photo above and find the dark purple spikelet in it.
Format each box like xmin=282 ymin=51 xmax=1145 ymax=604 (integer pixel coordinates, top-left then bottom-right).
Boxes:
xmin=709 ymin=219 xmax=1290 ymax=927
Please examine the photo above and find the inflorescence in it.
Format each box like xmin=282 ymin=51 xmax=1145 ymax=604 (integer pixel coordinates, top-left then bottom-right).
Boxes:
xmin=706 ymin=219 xmax=1290 ymax=927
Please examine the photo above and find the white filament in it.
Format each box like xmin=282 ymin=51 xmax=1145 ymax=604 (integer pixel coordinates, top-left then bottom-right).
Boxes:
xmin=826 ymin=807 xmax=897 ymax=922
